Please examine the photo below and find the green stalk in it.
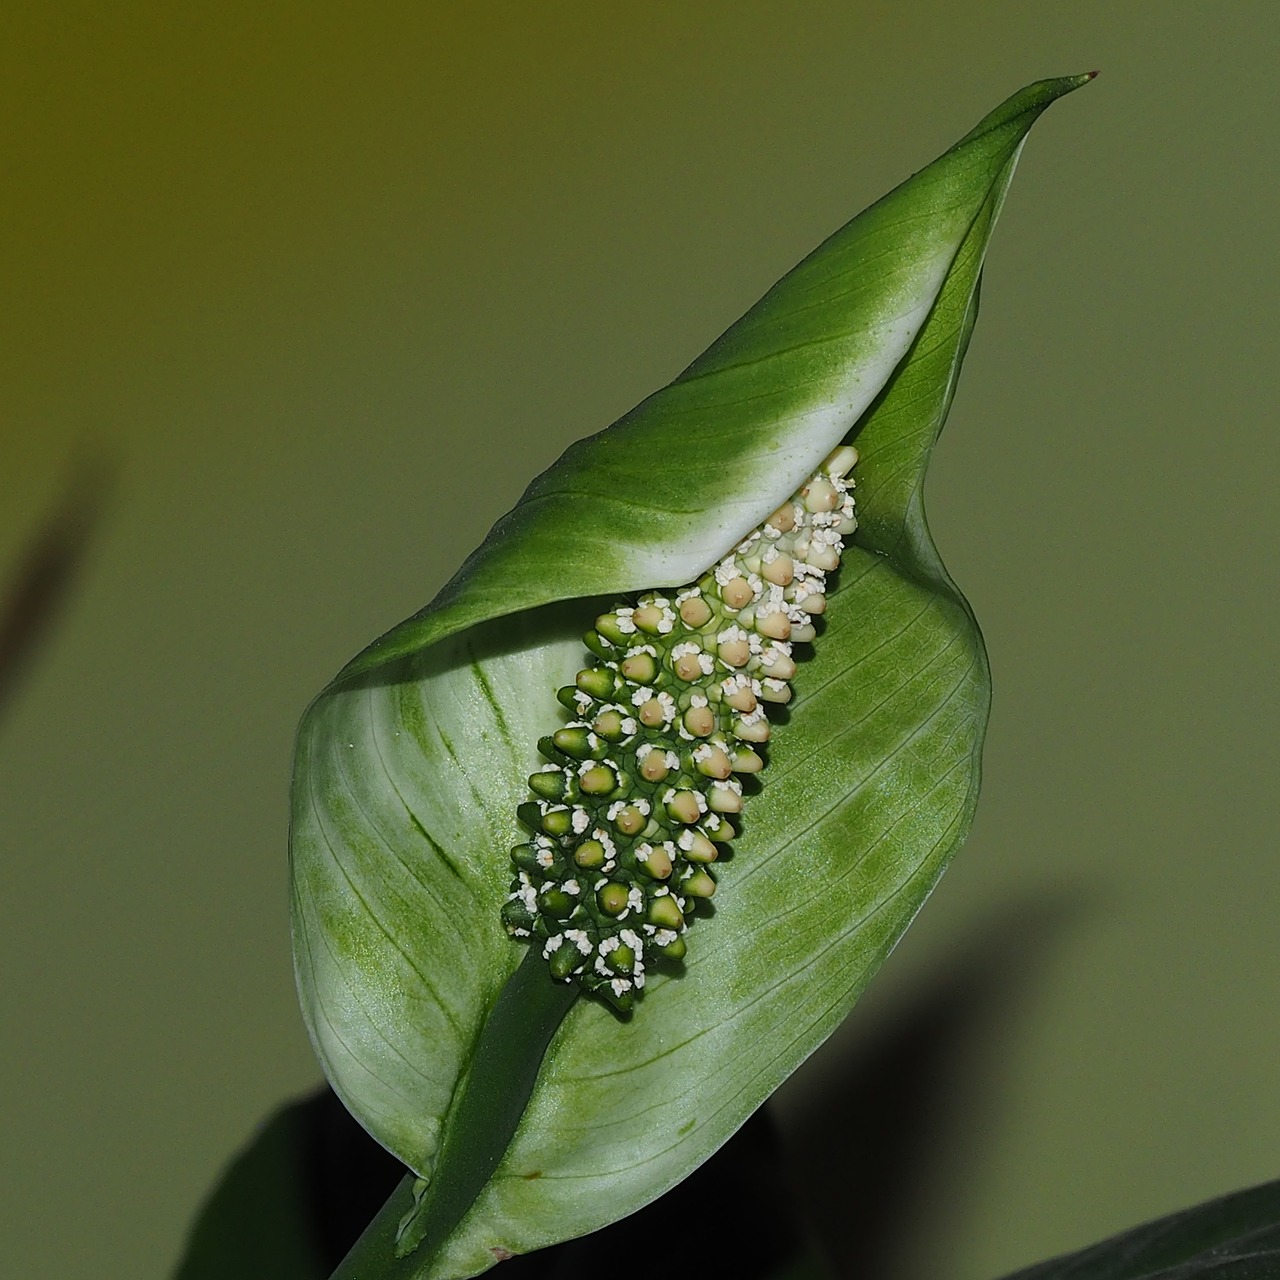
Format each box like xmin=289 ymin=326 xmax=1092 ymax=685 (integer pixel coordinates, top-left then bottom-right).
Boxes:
xmin=331 ymin=950 xmax=579 ymax=1279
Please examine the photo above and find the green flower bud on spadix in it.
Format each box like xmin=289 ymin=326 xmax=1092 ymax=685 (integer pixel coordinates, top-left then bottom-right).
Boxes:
xmin=646 ymin=894 xmax=686 ymax=931
xmin=539 ymin=806 xmax=575 ymax=837
xmin=658 ymin=934 xmax=687 ymax=961
xmin=528 ymin=766 xmax=567 ymax=800
xmin=573 ymin=838 xmax=608 ymax=870
xmin=593 ymin=613 xmax=630 ymax=645
xmin=577 ymin=762 xmax=617 ymax=795
xmin=539 ymin=887 xmax=576 ymax=919
xmin=510 ymin=842 xmax=546 ymax=874
xmin=550 ymin=726 xmax=596 ymax=760
xmin=547 ymin=941 xmax=582 ymax=981
xmin=597 ymin=882 xmax=630 ymax=916
xmin=503 ymin=445 xmax=859 ymax=1009
xmin=681 ymin=868 xmax=717 ymax=899
xmin=576 ymin=666 xmax=618 ymax=699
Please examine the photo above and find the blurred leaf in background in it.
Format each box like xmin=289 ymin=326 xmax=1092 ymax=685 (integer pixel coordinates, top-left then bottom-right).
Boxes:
xmin=0 ymin=457 xmax=111 ymax=720
xmin=997 ymin=1179 xmax=1280 ymax=1280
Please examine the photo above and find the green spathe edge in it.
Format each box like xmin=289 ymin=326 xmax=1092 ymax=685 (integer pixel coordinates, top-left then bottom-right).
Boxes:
xmin=292 ymin=74 xmax=1093 ymax=1280
xmin=327 ymin=74 xmax=1093 ymax=688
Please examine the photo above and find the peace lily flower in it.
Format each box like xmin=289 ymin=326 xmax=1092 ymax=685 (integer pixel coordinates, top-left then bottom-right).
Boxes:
xmin=290 ymin=76 xmax=1091 ymax=1278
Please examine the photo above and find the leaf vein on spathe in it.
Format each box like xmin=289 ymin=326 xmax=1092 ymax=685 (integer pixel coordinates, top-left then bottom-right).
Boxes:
xmin=871 ymin=397 xmax=943 ymax=450
xmin=364 ymin=692 xmax=474 ymax=899
xmin=394 ymin=683 xmax=496 ymax=860
xmin=560 ymin=1018 xmax=726 ymax=1083
xmin=516 ymin=484 xmax=710 ymax=522
xmin=751 ymin=205 xmax=958 ymax=304
xmin=537 ymin=1078 xmax=712 ymax=1138
xmin=761 ymin=851 xmax=953 ymax=1046
xmin=824 ymin=754 xmax=971 ymax=899
xmin=296 ymin=904 xmax=426 ymax=1122
xmin=335 ymin=706 xmax=477 ymax=962
xmin=403 ymin=806 xmax=466 ymax=884
xmin=733 ymin=657 xmax=977 ymax=948
xmin=866 ymin=437 xmax=941 ymax=494
xmin=429 ymin=724 xmax=491 ymax=819
xmin=315 ymin=763 xmax=472 ymax=1050
xmin=509 ymin=1065 xmax=725 ymax=1154
xmin=499 ymin=1116 xmax=717 ymax=1185
xmin=812 ymin=646 xmax=976 ymax=838
xmin=294 ymin=884 xmax=412 ymax=1109
xmin=745 ymin=740 xmax=969 ymax=942
xmin=715 ymin=849 xmax=915 ymax=996
xmin=747 ymin=823 xmax=957 ymax=1017
xmin=778 ymin=594 xmax=934 ymax=723
xmin=763 ymin=601 xmax=951 ymax=795
xmin=297 ymin=857 xmax=448 ymax=1094
xmin=806 ymin=805 xmax=971 ymax=969
xmin=670 ymin=321 xmax=903 ymax=386
xmin=931 ymin=651 xmax=988 ymax=760
xmin=887 ymin=630 xmax=975 ymax=756
xmin=469 ymin=659 xmax=516 ymax=754
xmin=909 ymin=312 xmax=967 ymax=367
xmin=645 ymin=375 xmax=852 ymax=421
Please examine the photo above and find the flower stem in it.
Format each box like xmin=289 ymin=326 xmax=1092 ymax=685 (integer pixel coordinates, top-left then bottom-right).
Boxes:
xmin=330 ymin=948 xmax=579 ymax=1278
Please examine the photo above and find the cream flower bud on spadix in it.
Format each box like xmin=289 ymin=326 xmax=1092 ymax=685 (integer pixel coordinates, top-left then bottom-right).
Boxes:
xmin=290 ymin=75 xmax=1092 ymax=1279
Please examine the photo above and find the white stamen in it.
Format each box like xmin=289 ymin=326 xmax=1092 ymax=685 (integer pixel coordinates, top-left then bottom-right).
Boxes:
xmin=565 ymin=928 xmax=594 ymax=956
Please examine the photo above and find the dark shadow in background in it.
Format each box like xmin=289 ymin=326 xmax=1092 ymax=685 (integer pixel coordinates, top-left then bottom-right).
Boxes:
xmin=309 ymin=1086 xmax=805 ymax=1280
xmin=781 ymin=892 xmax=1086 ymax=1280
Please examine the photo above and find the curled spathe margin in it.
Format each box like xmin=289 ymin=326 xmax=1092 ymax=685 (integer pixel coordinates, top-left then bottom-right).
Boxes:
xmin=291 ymin=75 xmax=1092 ymax=1279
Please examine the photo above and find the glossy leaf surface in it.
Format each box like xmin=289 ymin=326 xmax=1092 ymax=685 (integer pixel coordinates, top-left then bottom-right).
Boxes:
xmin=290 ymin=76 xmax=1090 ymax=1276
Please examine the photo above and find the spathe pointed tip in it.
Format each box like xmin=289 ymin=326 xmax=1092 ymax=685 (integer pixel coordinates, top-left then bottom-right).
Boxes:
xmin=1042 ymin=70 xmax=1100 ymax=101
xmin=1048 ymin=70 xmax=1099 ymax=91
xmin=948 ymin=73 xmax=1095 ymax=155
xmin=1011 ymin=71 xmax=1100 ymax=109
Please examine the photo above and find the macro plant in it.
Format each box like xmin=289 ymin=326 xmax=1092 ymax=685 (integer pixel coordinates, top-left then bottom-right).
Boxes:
xmin=286 ymin=75 xmax=1094 ymax=1278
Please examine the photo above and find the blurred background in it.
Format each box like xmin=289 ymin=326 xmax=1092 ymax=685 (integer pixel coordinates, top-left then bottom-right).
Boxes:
xmin=2 ymin=4 xmax=1277 ymax=1277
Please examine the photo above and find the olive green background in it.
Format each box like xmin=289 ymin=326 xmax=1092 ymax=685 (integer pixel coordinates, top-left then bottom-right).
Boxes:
xmin=2 ymin=5 xmax=1276 ymax=1277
